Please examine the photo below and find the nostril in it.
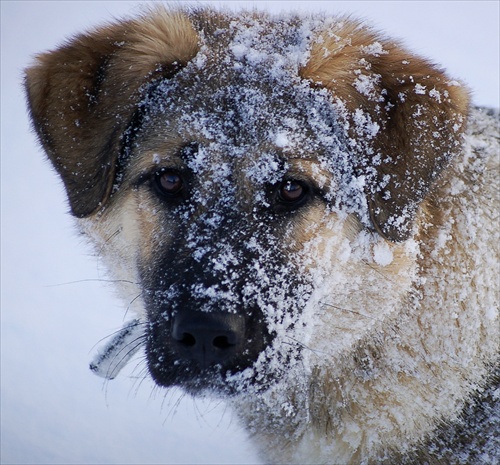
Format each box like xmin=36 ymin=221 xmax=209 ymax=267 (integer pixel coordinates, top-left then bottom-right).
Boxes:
xmin=177 ymin=333 xmax=234 ymax=350
xmin=179 ymin=332 xmax=196 ymax=347
xmin=171 ymin=312 xmax=245 ymax=367
xmin=212 ymin=335 xmax=234 ymax=350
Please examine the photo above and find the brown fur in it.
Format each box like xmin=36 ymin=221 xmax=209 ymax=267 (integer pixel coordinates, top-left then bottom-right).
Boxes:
xmin=25 ymin=9 xmax=199 ymax=217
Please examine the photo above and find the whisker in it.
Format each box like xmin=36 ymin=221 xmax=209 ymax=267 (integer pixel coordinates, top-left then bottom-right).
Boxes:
xmin=212 ymin=400 xmax=234 ymax=430
xmin=98 ymin=228 xmax=122 ymax=255
xmin=131 ymin=357 xmax=150 ymax=381
xmin=129 ymin=358 xmax=154 ymax=397
xmin=94 ymin=228 xmax=122 ymax=284
xmin=45 ymin=278 xmax=138 ymax=287
xmin=123 ymin=292 xmax=144 ymax=321
xmin=128 ymin=357 xmax=152 ymax=393
xmin=321 ymin=302 xmax=382 ymax=322
xmin=192 ymin=398 xmax=213 ymax=427
xmin=361 ymin=258 xmax=400 ymax=286
xmin=89 ymin=321 xmax=147 ymax=353
xmin=162 ymin=389 xmax=186 ymax=424
xmin=283 ymin=336 xmax=328 ymax=356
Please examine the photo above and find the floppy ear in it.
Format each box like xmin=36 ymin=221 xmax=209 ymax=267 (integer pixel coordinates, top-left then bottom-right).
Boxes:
xmin=301 ymin=20 xmax=470 ymax=241
xmin=24 ymin=9 xmax=198 ymax=217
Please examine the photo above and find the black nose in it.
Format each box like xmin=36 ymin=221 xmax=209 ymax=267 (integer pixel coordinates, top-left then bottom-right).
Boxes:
xmin=171 ymin=312 xmax=245 ymax=369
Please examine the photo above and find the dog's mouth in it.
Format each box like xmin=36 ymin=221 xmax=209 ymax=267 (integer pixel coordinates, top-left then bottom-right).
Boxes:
xmin=144 ymin=308 xmax=276 ymax=395
xmin=147 ymin=358 xmax=257 ymax=396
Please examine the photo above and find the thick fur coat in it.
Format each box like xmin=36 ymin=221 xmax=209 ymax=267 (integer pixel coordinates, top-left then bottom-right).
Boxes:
xmin=25 ymin=7 xmax=499 ymax=464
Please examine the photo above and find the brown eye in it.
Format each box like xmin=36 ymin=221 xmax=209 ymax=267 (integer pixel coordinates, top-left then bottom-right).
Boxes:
xmin=155 ymin=170 xmax=183 ymax=196
xmin=279 ymin=180 xmax=306 ymax=203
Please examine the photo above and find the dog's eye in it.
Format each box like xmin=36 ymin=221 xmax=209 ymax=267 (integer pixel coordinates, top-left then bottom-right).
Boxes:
xmin=272 ymin=179 xmax=311 ymax=214
xmin=154 ymin=170 xmax=184 ymax=197
xmin=278 ymin=180 xmax=308 ymax=204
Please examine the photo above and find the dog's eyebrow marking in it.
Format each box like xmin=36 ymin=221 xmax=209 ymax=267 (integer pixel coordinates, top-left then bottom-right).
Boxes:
xmin=284 ymin=158 xmax=337 ymax=190
xmin=129 ymin=147 xmax=186 ymax=180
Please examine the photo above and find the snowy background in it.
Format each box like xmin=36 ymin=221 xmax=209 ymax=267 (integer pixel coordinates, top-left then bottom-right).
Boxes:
xmin=1 ymin=1 xmax=498 ymax=464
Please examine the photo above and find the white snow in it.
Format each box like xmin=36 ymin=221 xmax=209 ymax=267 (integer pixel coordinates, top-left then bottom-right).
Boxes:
xmin=360 ymin=41 xmax=388 ymax=56
xmin=274 ymin=131 xmax=290 ymax=148
xmin=372 ymin=240 xmax=394 ymax=266
xmin=353 ymin=72 xmax=383 ymax=102
xmin=89 ymin=319 xmax=144 ymax=380
xmin=414 ymin=83 xmax=427 ymax=95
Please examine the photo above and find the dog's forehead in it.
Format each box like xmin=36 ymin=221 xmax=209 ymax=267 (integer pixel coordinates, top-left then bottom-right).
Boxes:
xmin=142 ymin=15 xmax=342 ymax=159
xmin=131 ymin=15 xmax=369 ymax=216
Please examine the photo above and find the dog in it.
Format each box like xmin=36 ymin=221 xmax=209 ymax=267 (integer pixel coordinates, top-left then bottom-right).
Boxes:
xmin=25 ymin=6 xmax=499 ymax=464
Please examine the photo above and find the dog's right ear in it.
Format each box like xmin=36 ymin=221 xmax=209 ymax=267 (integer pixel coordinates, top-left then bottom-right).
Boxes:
xmin=24 ymin=9 xmax=199 ymax=217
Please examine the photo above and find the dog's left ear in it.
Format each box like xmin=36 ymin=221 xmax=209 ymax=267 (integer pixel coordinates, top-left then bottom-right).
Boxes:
xmin=25 ymin=9 xmax=199 ymax=217
xmin=301 ymin=21 xmax=470 ymax=241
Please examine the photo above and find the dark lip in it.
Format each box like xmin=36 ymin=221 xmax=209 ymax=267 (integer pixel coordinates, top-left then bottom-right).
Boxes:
xmin=149 ymin=362 xmax=251 ymax=396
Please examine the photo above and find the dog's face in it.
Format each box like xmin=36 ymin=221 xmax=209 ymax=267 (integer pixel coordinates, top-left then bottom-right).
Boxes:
xmin=93 ymin=23 xmax=363 ymax=393
xmin=25 ymin=9 xmax=469 ymax=396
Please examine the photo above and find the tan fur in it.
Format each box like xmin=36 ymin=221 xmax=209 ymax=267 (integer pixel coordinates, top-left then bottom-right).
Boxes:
xmin=25 ymin=7 xmax=499 ymax=464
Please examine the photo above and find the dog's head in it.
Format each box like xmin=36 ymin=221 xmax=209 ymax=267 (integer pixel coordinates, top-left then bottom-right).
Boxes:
xmin=25 ymin=8 xmax=469 ymax=395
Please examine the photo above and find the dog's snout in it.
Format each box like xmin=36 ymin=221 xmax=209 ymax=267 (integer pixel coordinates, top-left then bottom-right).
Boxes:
xmin=171 ymin=312 xmax=245 ymax=368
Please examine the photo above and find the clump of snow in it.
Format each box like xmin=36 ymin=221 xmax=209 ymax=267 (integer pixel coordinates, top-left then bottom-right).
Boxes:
xmin=360 ymin=41 xmax=388 ymax=56
xmin=372 ymin=240 xmax=394 ymax=266
xmin=353 ymin=72 xmax=383 ymax=102
xmin=352 ymin=108 xmax=380 ymax=139
xmin=273 ymin=131 xmax=290 ymax=148
xmin=429 ymin=88 xmax=442 ymax=103
xmin=90 ymin=319 xmax=144 ymax=379
xmin=414 ymin=83 xmax=426 ymax=95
